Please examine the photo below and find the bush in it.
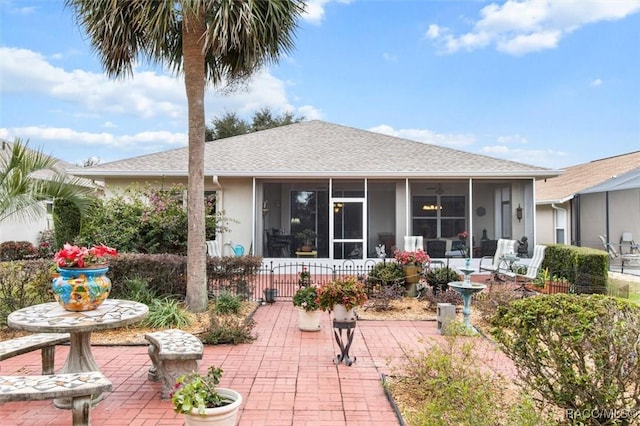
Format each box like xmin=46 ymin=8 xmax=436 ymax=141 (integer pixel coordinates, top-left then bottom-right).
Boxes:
xmin=117 ymin=277 xmax=157 ymax=305
xmin=0 ymin=241 xmax=36 ymax=261
xmin=0 ymin=259 xmax=54 ymax=325
xmin=213 ymin=292 xmax=242 ymax=315
xmin=387 ymin=333 xmax=552 ymax=426
xmin=490 ymin=294 xmax=640 ymax=425
xmin=78 ymin=185 xmax=229 ymax=255
xmin=364 ymin=262 xmax=405 ymax=310
xmin=201 ymin=316 xmax=256 ymax=345
xmin=142 ymin=298 xmax=192 ymax=328
xmin=53 ymin=198 xmax=82 ymax=249
xmin=424 ymin=267 xmax=461 ymax=294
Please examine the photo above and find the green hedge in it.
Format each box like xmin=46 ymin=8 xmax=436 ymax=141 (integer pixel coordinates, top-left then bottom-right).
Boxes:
xmin=541 ymin=244 xmax=609 ymax=288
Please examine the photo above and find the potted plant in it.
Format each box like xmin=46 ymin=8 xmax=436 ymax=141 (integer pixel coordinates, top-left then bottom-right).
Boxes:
xmin=317 ymin=275 xmax=368 ymax=321
xmin=292 ymin=285 xmax=322 ymax=331
xmin=51 ymin=243 xmax=118 ymax=311
xmin=170 ymin=365 xmax=242 ymax=425
xmin=297 ymin=267 xmax=311 ymax=287
xmin=393 ymin=249 xmax=430 ymax=296
xmin=295 ymin=228 xmax=317 ymax=252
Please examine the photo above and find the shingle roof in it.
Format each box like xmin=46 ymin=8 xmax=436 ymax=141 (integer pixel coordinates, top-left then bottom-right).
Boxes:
xmin=73 ymin=120 xmax=559 ymax=179
xmin=536 ymin=151 xmax=640 ymax=204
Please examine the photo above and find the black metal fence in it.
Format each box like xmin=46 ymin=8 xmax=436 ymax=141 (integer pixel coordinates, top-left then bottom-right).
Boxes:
xmin=208 ymin=260 xmax=380 ymax=302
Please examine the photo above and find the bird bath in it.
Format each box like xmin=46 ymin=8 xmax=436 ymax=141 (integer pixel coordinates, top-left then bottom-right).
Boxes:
xmin=448 ymin=281 xmax=486 ymax=330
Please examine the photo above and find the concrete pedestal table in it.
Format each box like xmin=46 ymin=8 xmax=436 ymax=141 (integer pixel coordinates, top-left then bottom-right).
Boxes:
xmin=8 ymin=299 xmax=148 ymax=409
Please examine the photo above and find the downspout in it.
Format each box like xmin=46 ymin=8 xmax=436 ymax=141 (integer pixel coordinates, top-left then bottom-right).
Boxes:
xmin=212 ymin=175 xmax=223 ymax=247
xmin=551 ymin=203 xmax=566 ymax=245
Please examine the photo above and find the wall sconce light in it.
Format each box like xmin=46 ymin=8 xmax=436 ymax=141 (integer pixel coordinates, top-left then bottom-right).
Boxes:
xmin=516 ymin=204 xmax=523 ymax=222
xmin=262 ymin=200 xmax=269 ymax=216
xmin=334 ymin=202 xmax=343 ymax=213
xmin=291 ymin=217 xmax=301 ymax=224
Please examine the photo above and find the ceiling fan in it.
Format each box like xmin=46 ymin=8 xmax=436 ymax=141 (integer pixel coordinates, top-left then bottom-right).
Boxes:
xmin=425 ymin=183 xmax=444 ymax=194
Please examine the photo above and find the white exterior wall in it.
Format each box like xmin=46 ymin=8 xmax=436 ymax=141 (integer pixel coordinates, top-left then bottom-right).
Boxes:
xmin=535 ymin=204 xmax=556 ymax=245
xmin=0 ymin=210 xmax=51 ymax=244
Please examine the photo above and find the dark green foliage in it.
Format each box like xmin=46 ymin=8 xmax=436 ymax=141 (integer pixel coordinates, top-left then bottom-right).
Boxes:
xmin=78 ymin=185 xmax=227 ymax=255
xmin=366 ymin=261 xmax=405 ymax=286
xmin=117 ymin=276 xmax=157 ymax=305
xmin=490 ymin=294 xmax=640 ymax=425
xmin=213 ymin=292 xmax=242 ymax=315
xmin=205 ymin=107 xmax=304 ymax=141
xmin=53 ymin=198 xmax=82 ymax=248
xmin=0 ymin=259 xmax=54 ymax=325
xmin=542 ymin=244 xmax=609 ymax=285
xmin=200 ymin=316 xmax=256 ymax=345
xmin=0 ymin=241 xmax=36 ymax=261
xmin=142 ymin=298 xmax=191 ymax=328
xmin=424 ymin=266 xmax=461 ymax=293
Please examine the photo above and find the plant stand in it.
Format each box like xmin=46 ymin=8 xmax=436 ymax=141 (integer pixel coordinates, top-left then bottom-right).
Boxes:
xmin=332 ymin=320 xmax=356 ymax=366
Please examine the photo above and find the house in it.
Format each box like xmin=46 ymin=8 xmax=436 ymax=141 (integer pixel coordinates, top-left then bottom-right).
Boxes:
xmin=0 ymin=140 xmax=99 ymax=245
xmin=535 ymin=151 xmax=640 ymax=252
xmin=70 ymin=120 xmax=560 ymax=261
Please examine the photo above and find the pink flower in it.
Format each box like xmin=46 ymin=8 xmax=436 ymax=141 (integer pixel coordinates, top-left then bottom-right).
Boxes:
xmin=54 ymin=243 xmax=118 ymax=268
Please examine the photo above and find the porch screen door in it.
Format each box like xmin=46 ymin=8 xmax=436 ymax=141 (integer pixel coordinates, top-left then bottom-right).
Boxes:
xmin=332 ymin=200 xmax=365 ymax=259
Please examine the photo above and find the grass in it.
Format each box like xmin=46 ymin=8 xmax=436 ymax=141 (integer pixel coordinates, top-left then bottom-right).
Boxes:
xmin=608 ymin=275 xmax=640 ymax=305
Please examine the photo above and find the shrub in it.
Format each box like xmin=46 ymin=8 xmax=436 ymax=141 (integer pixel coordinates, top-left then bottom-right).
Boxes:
xmin=143 ymin=298 xmax=192 ymax=328
xmin=387 ymin=334 xmax=552 ymax=426
xmin=421 ymin=287 xmax=462 ymax=310
xmin=473 ymin=285 xmax=521 ymax=323
xmin=292 ymin=285 xmax=320 ymax=311
xmin=424 ymin=267 xmax=461 ymax=294
xmin=0 ymin=241 xmax=36 ymax=261
xmin=214 ymin=292 xmax=242 ymax=315
xmin=366 ymin=261 xmax=405 ymax=286
xmin=0 ymin=259 xmax=53 ymax=325
xmin=53 ymin=198 xmax=82 ymax=249
xmin=117 ymin=277 xmax=157 ymax=305
xmin=490 ymin=294 xmax=640 ymax=425
xmin=201 ymin=316 xmax=256 ymax=345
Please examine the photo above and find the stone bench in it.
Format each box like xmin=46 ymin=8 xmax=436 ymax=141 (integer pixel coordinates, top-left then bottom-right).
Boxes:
xmin=0 ymin=371 xmax=112 ymax=426
xmin=145 ymin=329 xmax=204 ymax=399
xmin=0 ymin=333 xmax=70 ymax=374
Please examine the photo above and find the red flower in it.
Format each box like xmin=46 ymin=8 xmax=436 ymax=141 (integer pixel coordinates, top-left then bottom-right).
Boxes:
xmin=54 ymin=243 xmax=117 ymax=268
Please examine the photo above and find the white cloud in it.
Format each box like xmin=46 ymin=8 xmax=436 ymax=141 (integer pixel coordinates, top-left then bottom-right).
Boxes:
xmin=496 ymin=134 xmax=528 ymax=144
xmin=427 ymin=0 xmax=640 ymax=55
xmin=368 ymin=124 xmax=475 ymax=147
xmin=480 ymin=144 xmax=569 ymax=168
xmin=0 ymin=47 xmax=317 ymax=126
xmin=297 ymin=105 xmax=323 ymax=120
xmin=382 ymin=52 xmax=397 ymax=62
xmin=590 ymin=78 xmax=603 ymax=87
xmin=302 ymin=0 xmax=351 ymax=24
xmin=0 ymin=126 xmax=187 ymax=151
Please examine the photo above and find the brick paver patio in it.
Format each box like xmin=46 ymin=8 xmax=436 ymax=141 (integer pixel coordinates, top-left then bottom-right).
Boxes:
xmin=0 ymin=302 xmax=516 ymax=425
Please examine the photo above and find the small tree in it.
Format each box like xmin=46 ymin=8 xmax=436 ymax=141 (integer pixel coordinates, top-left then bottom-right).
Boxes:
xmin=490 ymin=294 xmax=640 ymax=426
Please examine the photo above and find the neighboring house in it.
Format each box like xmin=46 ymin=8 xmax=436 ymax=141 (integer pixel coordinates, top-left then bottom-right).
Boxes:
xmin=535 ymin=151 xmax=640 ymax=251
xmin=71 ymin=120 xmax=560 ymax=261
xmin=0 ymin=140 xmax=99 ymax=245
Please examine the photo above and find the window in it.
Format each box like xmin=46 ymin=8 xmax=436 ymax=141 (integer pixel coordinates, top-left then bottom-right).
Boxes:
xmin=412 ymin=195 xmax=465 ymax=238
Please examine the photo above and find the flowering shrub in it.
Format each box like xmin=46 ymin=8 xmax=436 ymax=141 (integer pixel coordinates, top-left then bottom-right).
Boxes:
xmin=170 ymin=365 xmax=233 ymax=414
xmin=54 ymin=243 xmax=118 ymax=268
xmin=292 ymin=285 xmax=320 ymax=311
xmin=298 ymin=267 xmax=311 ymax=286
xmin=317 ymin=276 xmax=367 ymax=311
xmin=0 ymin=241 xmax=36 ymax=261
xmin=393 ymin=249 xmax=429 ymax=266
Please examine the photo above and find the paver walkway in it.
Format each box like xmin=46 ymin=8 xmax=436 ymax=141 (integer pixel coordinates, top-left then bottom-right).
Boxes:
xmin=0 ymin=302 xmax=515 ymax=425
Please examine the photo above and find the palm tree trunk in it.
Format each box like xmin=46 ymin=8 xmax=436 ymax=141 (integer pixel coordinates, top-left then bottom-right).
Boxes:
xmin=183 ymin=9 xmax=207 ymax=312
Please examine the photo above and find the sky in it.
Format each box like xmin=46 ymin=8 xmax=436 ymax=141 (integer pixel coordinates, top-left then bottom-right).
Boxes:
xmin=1 ymin=0 xmax=639 ymax=170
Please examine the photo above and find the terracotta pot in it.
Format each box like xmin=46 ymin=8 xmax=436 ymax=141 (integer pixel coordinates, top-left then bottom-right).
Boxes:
xmin=183 ymin=388 xmax=242 ymax=426
xmin=52 ymin=266 xmax=111 ymax=311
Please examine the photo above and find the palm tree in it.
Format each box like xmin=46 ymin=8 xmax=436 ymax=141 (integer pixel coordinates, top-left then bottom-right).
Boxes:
xmin=66 ymin=0 xmax=304 ymax=312
xmin=0 ymin=138 xmax=94 ymax=223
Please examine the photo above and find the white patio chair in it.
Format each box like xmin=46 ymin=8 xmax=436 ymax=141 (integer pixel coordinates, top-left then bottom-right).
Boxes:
xmin=512 ymin=245 xmax=547 ymax=293
xmin=206 ymin=240 xmax=221 ymax=257
xmin=403 ymin=236 xmax=424 ymax=252
xmin=478 ymin=238 xmax=517 ymax=277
